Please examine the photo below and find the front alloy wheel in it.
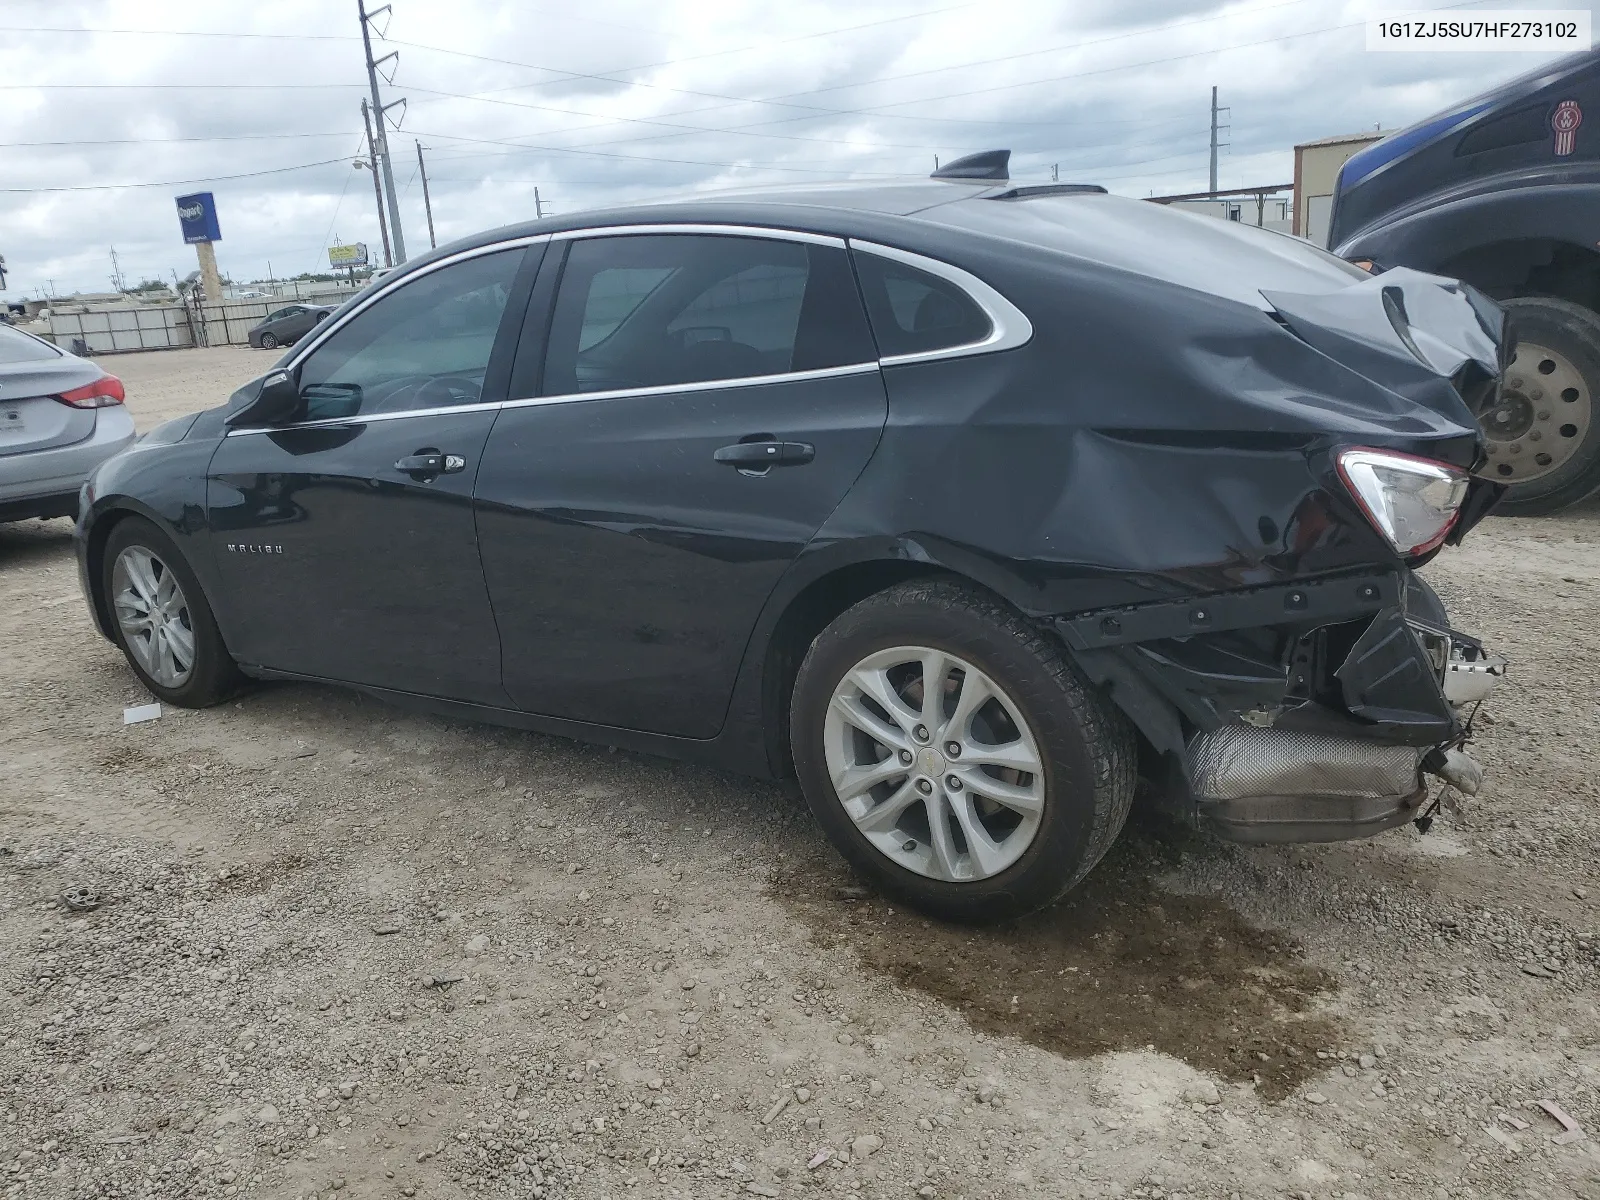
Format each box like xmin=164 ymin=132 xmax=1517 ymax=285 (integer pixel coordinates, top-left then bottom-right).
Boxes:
xmin=824 ymin=646 xmax=1044 ymax=882
xmin=111 ymin=546 xmax=196 ymax=688
xmin=101 ymin=516 xmax=244 ymax=707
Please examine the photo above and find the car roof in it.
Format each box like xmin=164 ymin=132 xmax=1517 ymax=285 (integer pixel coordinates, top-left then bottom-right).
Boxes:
xmin=376 ymin=151 xmax=1360 ymax=311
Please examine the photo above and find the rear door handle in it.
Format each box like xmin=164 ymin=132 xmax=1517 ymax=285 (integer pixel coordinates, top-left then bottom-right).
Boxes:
xmin=713 ymin=440 xmax=815 ymax=469
xmin=394 ymin=451 xmax=467 ymax=478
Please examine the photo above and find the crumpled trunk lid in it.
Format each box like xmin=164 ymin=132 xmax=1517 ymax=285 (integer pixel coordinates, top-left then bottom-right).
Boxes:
xmin=1262 ymin=266 xmax=1506 ymax=439
xmin=1263 ymin=266 xmax=1509 ymax=541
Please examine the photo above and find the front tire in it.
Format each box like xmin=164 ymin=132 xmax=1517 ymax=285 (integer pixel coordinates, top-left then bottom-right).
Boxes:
xmin=102 ymin=517 xmax=244 ymax=708
xmin=1488 ymin=297 xmax=1600 ymax=515
xmin=790 ymin=580 xmax=1136 ymax=923
xmin=259 ymin=332 xmax=279 ymax=350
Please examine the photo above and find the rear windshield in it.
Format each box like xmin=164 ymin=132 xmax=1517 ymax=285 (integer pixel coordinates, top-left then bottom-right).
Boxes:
xmin=0 ymin=324 xmax=63 ymax=364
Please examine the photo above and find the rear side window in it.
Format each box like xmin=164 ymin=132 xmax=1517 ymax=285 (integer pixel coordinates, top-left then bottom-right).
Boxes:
xmin=853 ymin=253 xmax=992 ymax=358
xmin=542 ymin=234 xmax=876 ymax=396
xmin=0 ymin=324 xmax=62 ymax=364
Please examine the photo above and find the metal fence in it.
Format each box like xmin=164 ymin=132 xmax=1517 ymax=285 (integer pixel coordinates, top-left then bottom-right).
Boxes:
xmin=44 ymin=288 xmax=358 ymax=353
xmin=45 ymin=307 xmax=194 ymax=354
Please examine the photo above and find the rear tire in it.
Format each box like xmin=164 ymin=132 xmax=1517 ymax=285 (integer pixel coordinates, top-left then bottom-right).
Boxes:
xmin=102 ymin=516 xmax=245 ymax=708
xmin=789 ymin=579 xmax=1137 ymax=923
xmin=1490 ymin=297 xmax=1600 ymax=515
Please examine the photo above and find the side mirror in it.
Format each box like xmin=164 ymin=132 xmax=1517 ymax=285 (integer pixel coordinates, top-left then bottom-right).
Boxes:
xmin=226 ymin=370 xmax=301 ymax=428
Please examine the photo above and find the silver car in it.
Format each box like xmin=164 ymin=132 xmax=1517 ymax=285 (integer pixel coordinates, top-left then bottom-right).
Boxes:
xmin=0 ymin=325 xmax=136 ymax=523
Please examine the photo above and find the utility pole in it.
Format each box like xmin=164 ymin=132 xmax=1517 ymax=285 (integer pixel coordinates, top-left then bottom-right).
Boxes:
xmin=1208 ymin=86 xmax=1230 ymax=195
xmin=109 ymin=246 xmax=126 ymax=293
xmin=416 ymin=140 xmax=436 ymax=249
xmin=360 ymin=100 xmax=394 ymax=268
xmin=358 ymin=0 xmax=406 ymax=262
xmin=1051 ymin=163 xmax=1059 ymax=182
xmin=534 ymin=187 xmax=547 ymax=220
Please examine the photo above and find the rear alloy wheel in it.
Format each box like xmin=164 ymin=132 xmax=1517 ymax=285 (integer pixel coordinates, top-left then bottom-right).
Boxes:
xmin=1486 ymin=297 xmax=1600 ymax=515
xmin=102 ymin=517 xmax=244 ymax=707
xmin=823 ymin=645 xmax=1046 ymax=883
xmin=790 ymin=580 xmax=1136 ymax=922
xmin=259 ymin=332 xmax=279 ymax=350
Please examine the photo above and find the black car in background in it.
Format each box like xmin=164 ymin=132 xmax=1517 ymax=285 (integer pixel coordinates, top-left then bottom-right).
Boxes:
xmin=77 ymin=153 xmax=1506 ymax=921
xmin=247 ymin=304 xmax=332 ymax=350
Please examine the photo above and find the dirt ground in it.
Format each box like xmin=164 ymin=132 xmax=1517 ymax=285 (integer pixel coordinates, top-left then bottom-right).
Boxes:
xmin=2 ymin=346 xmax=1598 ymax=1200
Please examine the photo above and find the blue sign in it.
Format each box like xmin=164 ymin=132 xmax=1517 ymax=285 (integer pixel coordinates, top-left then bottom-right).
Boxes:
xmin=175 ymin=192 xmax=222 ymax=244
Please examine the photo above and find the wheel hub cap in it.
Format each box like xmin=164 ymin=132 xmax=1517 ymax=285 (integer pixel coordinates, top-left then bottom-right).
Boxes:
xmin=111 ymin=546 xmax=196 ymax=688
xmin=1482 ymin=341 xmax=1590 ymax=483
xmin=823 ymin=645 xmax=1045 ymax=883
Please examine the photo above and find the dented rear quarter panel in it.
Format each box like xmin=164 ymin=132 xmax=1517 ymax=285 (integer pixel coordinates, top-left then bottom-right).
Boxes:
xmin=815 ymin=232 xmax=1492 ymax=618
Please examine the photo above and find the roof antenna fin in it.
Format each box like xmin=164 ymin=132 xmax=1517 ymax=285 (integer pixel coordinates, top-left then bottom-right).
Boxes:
xmin=930 ymin=149 xmax=1010 ymax=181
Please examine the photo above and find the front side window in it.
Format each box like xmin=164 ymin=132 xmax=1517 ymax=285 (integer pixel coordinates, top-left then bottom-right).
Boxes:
xmin=542 ymin=234 xmax=875 ymax=396
xmin=852 ymin=252 xmax=992 ymax=358
xmin=295 ymin=248 xmax=522 ymax=420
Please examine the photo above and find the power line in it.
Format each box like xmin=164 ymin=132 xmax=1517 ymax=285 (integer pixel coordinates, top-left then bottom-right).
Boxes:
xmin=0 ymin=81 xmax=366 ymax=90
xmin=392 ymin=0 xmax=1319 ymax=139
xmin=390 ymin=4 xmax=979 ymax=115
xmin=400 ymin=82 xmax=1138 ymax=155
xmin=0 ymin=156 xmax=356 ymax=194
xmin=403 ymin=127 xmax=929 ymax=176
xmin=0 ymin=131 xmax=357 ymax=148
xmin=551 ymin=0 xmax=1502 ymax=156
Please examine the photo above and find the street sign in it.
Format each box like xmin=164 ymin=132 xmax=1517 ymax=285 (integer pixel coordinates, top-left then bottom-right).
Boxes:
xmin=175 ymin=193 xmax=222 ymax=244
xmin=328 ymin=243 xmax=370 ymax=268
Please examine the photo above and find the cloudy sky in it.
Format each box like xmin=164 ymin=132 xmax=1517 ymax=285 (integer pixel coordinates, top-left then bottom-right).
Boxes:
xmin=0 ymin=0 xmax=1578 ymax=296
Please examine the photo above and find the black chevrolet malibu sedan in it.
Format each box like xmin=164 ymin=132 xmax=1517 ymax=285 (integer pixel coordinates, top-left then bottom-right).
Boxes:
xmin=78 ymin=152 xmax=1507 ymax=921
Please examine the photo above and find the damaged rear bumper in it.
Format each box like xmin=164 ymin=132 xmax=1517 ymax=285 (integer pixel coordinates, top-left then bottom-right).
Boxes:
xmin=1057 ymin=569 xmax=1505 ymax=844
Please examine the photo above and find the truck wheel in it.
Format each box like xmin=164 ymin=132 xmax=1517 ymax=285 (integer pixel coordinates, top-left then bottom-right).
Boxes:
xmin=1487 ymin=297 xmax=1600 ymax=515
xmin=789 ymin=579 xmax=1137 ymax=923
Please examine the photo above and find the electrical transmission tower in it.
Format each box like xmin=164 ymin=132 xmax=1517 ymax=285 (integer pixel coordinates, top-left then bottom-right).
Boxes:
xmin=358 ymin=0 xmax=407 ymax=262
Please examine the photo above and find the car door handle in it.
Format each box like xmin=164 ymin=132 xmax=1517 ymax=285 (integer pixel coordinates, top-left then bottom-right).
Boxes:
xmin=394 ymin=452 xmax=467 ymax=478
xmin=713 ymin=440 xmax=815 ymax=468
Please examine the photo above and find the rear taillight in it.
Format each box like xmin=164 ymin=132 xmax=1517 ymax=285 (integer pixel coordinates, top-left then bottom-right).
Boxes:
xmin=1337 ymin=447 xmax=1469 ymax=556
xmin=56 ymin=374 xmax=125 ymax=408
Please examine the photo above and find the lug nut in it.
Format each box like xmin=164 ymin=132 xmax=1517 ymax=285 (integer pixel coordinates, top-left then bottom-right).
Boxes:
xmin=902 ymin=840 xmax=917 ymax=852
xmin=947 ymin=775 xmax=963 ymax=791
xmin=898 ymin=749 xmax=913 ymax=765
xmin=913 ymin=724 xmax=929 ymax=742
xmin=946 ymin=742 xmax=961 ymax=758
xmin=916 ymin=778 xmax=933 ymax=795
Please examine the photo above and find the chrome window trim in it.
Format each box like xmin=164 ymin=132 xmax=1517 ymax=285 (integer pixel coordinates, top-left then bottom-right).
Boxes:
xmin=847 ymin=239 xmax=1033 ymax=365
xmin=501 ymin=361 xmax=880 ymax=411
xmin=225 ymin=363 xmax=884 ymax=436
xmin=223 ymin=400 xmax=493 ymax=437
xmin=278 ymin=234 xmax=551 ymax=372
xmin=549 ymin=223 xmax=846 ymax=249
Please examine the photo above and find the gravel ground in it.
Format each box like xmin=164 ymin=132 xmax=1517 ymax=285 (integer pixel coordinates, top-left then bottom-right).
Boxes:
xmin=2 ymin=346 xmax=1598 ymax=1200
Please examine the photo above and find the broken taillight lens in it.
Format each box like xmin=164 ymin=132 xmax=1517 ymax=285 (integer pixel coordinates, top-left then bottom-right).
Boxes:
xmin=56 ymin=374 xmax=125 ymax=408
xmin=1336 ymin=447 xmax=1470 ymax=556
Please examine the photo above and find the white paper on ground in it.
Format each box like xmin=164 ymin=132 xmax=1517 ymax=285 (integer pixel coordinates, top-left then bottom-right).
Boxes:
xmin=123 ymin=703 xmax=162 ymax=725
